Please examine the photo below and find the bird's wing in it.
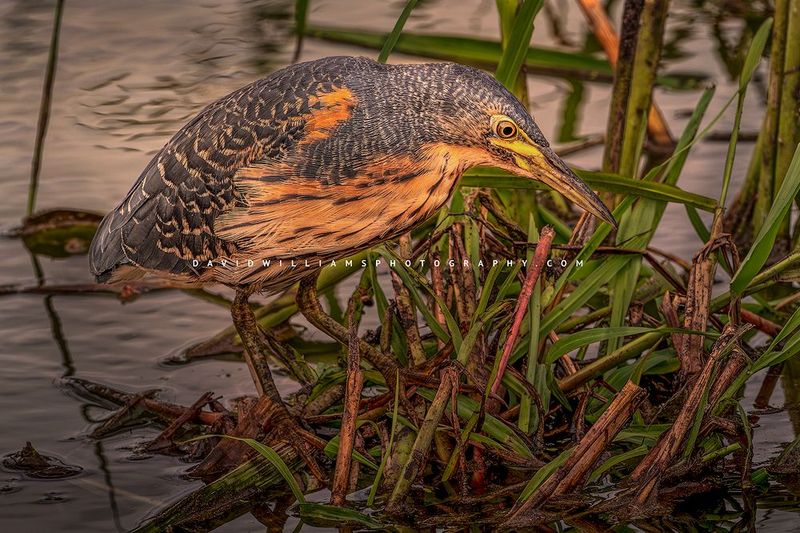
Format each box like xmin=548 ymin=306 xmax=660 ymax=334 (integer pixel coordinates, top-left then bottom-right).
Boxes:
xmin=89 ymin=57 xmax=371 ymax=281
xmin=214 ymin=146 xmax=458 ymax=263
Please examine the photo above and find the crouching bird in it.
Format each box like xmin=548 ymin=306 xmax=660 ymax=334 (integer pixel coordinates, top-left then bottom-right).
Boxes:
xmin=89 ymin=56 xmax=614 ymax=468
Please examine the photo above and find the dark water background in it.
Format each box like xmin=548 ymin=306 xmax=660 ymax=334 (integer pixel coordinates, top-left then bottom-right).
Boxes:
xmin=1 ymin=0 xmax=799 ymax=530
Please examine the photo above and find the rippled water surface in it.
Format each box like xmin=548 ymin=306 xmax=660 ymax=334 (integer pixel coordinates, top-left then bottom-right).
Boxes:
xmin=1 ymin=0 xmax=799 ymax=530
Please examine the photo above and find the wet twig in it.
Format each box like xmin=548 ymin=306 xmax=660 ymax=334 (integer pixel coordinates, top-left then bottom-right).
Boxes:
xmin=330 ymin=294 xmax=365 ymax=505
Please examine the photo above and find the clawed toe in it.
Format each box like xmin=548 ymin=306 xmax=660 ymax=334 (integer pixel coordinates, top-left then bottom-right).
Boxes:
xmin=271 ymin=416 xmax=326 ymax=483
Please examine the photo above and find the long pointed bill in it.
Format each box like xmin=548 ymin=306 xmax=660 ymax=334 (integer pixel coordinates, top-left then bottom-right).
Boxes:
xmin=494 ymin=139 xmax=617 ymax=228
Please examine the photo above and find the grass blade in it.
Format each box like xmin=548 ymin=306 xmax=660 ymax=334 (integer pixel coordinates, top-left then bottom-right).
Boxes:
xmin=516 ymin=447 xmax=572 ymax=502
xmin=305 ymin=26 xmax=704 ymax=88
xmin=720 ymin=18 xmax=773 ymax=205
xmin=298 ymin=503 xmax=382 ymax=529
xmin=494 ymin=0 xmax=543 ymax=88
xmin=588 ymin=444 xmax=648 ymax=482
xmin=461 ymin=168 xmax=717 ymax=211
xmin=731 ymin=142 xmax=800 ymax=294
xmin=546 ymin=327 xmax=656 ymax=363
xmin=188 ymin=435 xmax=306 ymax=504
xmin=380 ymin=246 xmax=460 ymax=348
xmin=377 ymin=0 xmax=418 ymax=63
xmin=292 ymin=0 xmax=309 ymax=62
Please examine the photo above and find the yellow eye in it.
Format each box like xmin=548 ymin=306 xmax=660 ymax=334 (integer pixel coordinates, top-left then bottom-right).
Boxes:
xmin=495 ymin=120 xmax=517 ymax=139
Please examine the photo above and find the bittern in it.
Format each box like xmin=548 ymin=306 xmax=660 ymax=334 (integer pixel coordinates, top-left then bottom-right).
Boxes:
xmin=89 ymin=56 xmax=614 ymax=461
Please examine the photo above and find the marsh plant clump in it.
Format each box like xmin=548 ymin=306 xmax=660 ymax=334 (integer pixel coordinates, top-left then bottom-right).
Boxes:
xmin=19 ymin=0 xmax=800 ymax=530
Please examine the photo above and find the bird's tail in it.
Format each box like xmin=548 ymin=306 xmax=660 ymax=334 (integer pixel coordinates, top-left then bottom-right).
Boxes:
xmin=88 ymin=211 xmax=127 ymax=282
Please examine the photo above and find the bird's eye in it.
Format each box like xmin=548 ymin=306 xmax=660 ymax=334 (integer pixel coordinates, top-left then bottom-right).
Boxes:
xmin=495 ymin=120 xmax=517 ymax=139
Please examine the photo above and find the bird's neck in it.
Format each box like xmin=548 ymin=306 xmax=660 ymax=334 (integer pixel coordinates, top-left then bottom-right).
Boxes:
xmin=418 ymin=142 xmax=493 ymax=198
xmin=375 ymin=142 xmax=491 ymax=234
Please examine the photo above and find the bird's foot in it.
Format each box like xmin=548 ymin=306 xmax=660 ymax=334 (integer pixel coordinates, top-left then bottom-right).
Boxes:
xmin=189 ymin=391 xmax=323 ymax=480
xmin=267 ymin=407 xmax=327 ymax=483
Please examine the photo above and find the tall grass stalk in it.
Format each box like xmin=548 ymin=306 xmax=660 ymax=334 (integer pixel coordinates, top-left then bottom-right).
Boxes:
xmin=608 ymin=0 xmax=670 ymax=353
xmin=617 ymin=0 xmax=669 ymax=179
xmin=377 ymin=0 xmax=418 ymax=63
xmin=753 ymin=0 xmax=790 ymax=249
xmin=603 ymin=0 xmax=643 ymax=175
xmin=28 ymin=0 xmax=65 ymax=217
xmin=778 ymin=1 xmax=800 ymax=190
xmin=292 ymin=0 xmax=309 ymax=62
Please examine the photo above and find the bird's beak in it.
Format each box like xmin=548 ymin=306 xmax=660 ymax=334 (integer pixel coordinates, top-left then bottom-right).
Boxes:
xmin=492 ymin=139 xmax=617 ymax=228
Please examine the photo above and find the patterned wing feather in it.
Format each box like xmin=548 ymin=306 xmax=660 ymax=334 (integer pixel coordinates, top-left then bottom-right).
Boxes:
xmin=89 ymin=57 xmax=370 ymax=282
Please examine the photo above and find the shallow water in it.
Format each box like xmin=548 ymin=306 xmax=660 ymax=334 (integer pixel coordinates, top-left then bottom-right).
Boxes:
xmin=0 ymin=0 xmax=798 ymax=530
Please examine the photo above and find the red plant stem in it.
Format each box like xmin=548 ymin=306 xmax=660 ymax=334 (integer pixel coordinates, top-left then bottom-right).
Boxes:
xmin=490 ymin=226 xmax=555 ymax=395
xmin=736 ymin=307 xmax=781 ymax=337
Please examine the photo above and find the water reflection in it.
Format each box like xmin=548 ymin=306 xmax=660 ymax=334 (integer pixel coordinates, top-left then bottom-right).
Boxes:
xmin=93 ymin=441 xmax=124 ymax=533
xmin=70 ymin=0 xmax=293 ymax=154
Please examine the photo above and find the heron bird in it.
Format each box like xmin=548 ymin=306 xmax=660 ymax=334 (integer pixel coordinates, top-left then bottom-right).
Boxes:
xmin=89 ymin=55 xmax=614 ymax=466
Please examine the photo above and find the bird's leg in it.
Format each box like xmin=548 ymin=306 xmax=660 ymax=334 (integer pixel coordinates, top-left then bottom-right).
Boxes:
xmin=230 ymin=290 xmax=325 ymax=480
xmin=296 ymin=276 xmax=410 ymax=409
xmin=231 ymin=290 xmax=285 ymax=402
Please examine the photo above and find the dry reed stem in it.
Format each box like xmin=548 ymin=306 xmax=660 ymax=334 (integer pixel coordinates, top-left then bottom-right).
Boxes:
xmin=566 ymin=212 xmax=596 ymax=249
xmin=449 ymin=380 xmax=469 ymax=495
xmin=450 ymin=223 xmax=478 ymax=318
xmin=448 ymin=230 xmax=472 ymax=330
xmin=388 ymin=365 xmax=459 ymax=509
xmin=708 ymin=347 xmax=748 ymax=407
xmin=475 ymin=192 xmax=529 ymax=242
xmin=391 ymin=233 xmax=427 ymax=366
xmin=429 ymin=249 xmax=447 ymax=350
xmin=302 ymin=384 xmax=345 ymax=419
xmin=660 ymin=291 xmax=684 ymax=350
xmin=603 ymin=0 xmax=643 ymax=174
xmin=68 ymin=378 xmax=224 ymax=430
xmin=678 ymin=216 xmax=726 ymax=380
xmin=146 ymin=392 xmax=215 ymax=452
xmin=549 ymin=331 xmax=580 ymax=377
xmin=738 ymin=308 xmax=781 ymax=337
xmin=628 ymin=325 xmax=746 ymax=504
xmin=391 ymin=268 xmax=427 ymax=365
xmin=330 ymin=306 xmax=364 ymax=505
xmin=552 ymin=382 xmax=645 ymax=494
xmin=505 ymin=381 xmax=646 ymax=525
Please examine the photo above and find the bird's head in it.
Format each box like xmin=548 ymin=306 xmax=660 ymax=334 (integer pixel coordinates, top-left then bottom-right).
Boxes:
xmin=474 ymin=110 xmax=617 ymax=228
xmin=348 ymin=60 xmax=616 ymax=227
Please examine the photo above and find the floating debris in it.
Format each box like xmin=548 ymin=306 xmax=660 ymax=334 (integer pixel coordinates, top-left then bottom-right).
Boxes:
xmin=2 ymin=442 xmax=82 ymax=480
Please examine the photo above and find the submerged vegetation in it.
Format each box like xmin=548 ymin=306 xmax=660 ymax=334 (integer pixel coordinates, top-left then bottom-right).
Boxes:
xmin=7 ymin=0 xmax=800 ymax=530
